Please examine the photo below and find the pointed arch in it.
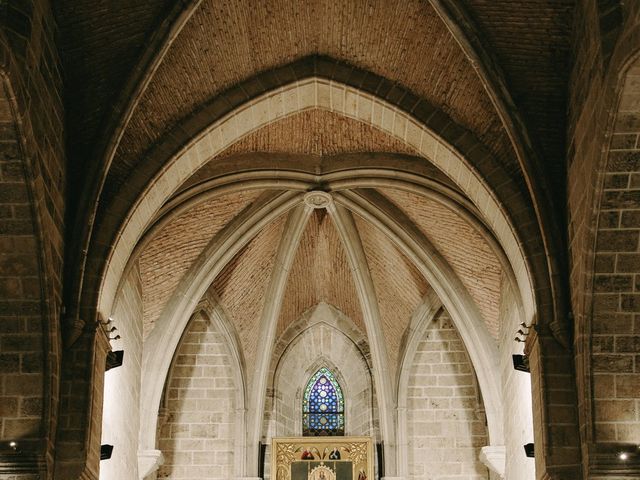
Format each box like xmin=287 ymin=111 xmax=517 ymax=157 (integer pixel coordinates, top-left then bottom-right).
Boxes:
xmin=269 ymin=318 xmax=375 ymax=440
xmin=302 ymin=366 xmax=345 ymax=436
xmin=139 ymin=190 xmax=302 ymax=455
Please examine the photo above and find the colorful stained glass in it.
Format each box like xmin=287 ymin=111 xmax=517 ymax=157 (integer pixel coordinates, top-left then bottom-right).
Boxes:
xmin=303 ymin=367 xmax=344 ymax=436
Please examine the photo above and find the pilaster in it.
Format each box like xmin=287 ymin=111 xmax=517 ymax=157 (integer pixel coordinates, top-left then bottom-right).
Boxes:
xmin=54 ymin=322 xmax=111 ymax=480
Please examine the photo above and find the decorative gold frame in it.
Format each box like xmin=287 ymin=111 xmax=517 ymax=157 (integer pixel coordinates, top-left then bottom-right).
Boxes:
xmin=271 ymin=436 xmax=374 ymax=480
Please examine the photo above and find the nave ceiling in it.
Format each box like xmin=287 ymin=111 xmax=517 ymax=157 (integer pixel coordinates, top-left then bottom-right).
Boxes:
xmin=133 ymin=106 xmax=506 ymax=393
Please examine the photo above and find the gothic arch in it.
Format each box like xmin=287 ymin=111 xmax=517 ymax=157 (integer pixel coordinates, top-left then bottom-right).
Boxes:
xmin=93 ymin=64 xmax=563 ymax=480
xmin=0 ymin=46 xmax=59 ymax=476
xmin=580 ymin=47 xmax=640 ymax=475
xmin=270 ymin=319 xmax=375 ymax=439
xmin=135 ymin=165 xmax=515 ymax=477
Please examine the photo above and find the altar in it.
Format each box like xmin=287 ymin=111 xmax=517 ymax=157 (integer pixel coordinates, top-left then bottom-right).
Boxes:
xmin=271 ymin=437 xmax=373 ymax=480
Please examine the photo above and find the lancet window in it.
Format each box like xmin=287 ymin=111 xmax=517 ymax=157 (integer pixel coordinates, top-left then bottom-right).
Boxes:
xmin=302 ymin=367 xmax=345 ymax=436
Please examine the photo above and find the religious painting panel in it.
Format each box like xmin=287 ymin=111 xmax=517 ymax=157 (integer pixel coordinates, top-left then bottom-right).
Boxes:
xmin=272 ymin=436 xmax=373 ymax=480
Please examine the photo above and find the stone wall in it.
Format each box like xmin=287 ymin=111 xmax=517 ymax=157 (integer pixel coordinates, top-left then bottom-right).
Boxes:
xmin=568 ymin=2 xmax=640 ymax=476
xmin=157 ymin=312 xmax=237 ymax=480
xmin=100 ymin=262 xmax=144 ymax=480
xmin=0 ymin=80 xmax=45 ymax=457
xmin=269 ymin=322 xmax=374 ymax=438
xmin=0 ymin=2 xmax=64 ymax=477
xmin=590 ymin=61 xmax=640 ymax=448
xmin=263 ymin=306 xmax=376 ymax=480
xmin=406 ymin=309 xmax=488 ymax=479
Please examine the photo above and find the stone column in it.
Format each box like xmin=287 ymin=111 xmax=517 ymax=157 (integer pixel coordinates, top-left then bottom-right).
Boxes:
xmin=526 ymin=328 xmax=582 ymax=480
xmin=54 ymin=321 xmax=111 ymax=480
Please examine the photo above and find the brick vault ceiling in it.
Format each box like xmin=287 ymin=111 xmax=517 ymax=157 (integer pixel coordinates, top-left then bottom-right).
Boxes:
xmin=137 ymin=183 xmax=502 ymax=382
xmin=99 ymin=0 xmax=517 ymax=205
xmin=56 ymin=0 xmax=574 ymax=208
xmin=137 ymin=107 xmax=504 ymax=375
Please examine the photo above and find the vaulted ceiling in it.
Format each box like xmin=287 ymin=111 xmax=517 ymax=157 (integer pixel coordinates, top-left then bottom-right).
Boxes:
xmin=56 ymin=0 xmax=573 ymax=210
xmin=54 ymin=0 xmax=574 ymax=410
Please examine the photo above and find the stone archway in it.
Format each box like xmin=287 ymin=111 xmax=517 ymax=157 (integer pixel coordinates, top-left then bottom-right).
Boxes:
xmin=582 ymin=52 xmax=640 ymax=475
xmin=0 ymin=67 xmax=57 ymax=478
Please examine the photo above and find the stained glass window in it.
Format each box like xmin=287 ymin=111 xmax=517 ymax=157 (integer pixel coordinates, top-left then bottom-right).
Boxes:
xmin=303 ymin=367 xmax=344 ymax=436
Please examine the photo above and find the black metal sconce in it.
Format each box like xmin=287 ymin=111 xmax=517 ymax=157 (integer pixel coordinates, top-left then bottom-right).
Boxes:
xmin=524 ymin=443 xmax=534 ymax=458
xmin=100 ymin=444 xmax=114 ymax=460
xmin=105 ymin=350 xmax=124 ymax=371
xmin=512 ymin=354 xmax=530 ymax=373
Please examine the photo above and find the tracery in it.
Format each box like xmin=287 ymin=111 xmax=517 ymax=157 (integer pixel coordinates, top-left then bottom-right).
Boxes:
xmin=303 ymin=367 xmax=345 ymax=436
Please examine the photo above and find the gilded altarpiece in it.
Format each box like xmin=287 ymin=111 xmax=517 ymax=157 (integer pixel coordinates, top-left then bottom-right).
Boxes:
xmin=272 ymin=437 xmax=374 ymax=480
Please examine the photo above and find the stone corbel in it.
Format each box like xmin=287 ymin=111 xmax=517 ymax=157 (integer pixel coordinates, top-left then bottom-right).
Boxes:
xmin=138 ymin=449 xmax=164 ymax=480
xmin=63 ymin=314 xmax=86 ymax=347
xmin=479 ymin=445 xmax=505 ymax=479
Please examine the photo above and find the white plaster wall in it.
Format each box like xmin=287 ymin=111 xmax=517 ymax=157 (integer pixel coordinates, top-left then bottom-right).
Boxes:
xmin=406 ymin=309 xmax=488 ymax=479
xmin=101 ymin=262 xmax=144 ymax=480
xmin=499 ymin=275 xmax=536 ymax=479
xmin=156 ymin=312 xmax=236 ymax=479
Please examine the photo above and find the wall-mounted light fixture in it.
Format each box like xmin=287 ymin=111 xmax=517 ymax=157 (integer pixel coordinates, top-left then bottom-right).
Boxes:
xmin=100 ymin=444 xmax=114 ymax=460
xmin=105 ymin=350 xmax=124 ymax=371
xmin=524 ymin=443 xmax=534 ymax=458
xmin=512 ymin=354 xmax=530 ymax=373
xmin=4 ymin=441 xmax=18 ymax=453
xmin=514 ymin=322 xmax=531 ymax=343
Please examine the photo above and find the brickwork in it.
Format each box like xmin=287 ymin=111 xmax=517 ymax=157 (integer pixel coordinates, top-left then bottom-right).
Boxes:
xmin=263 ymin=311 xmax=376 ymax=480
xmin=0 ymin=1 xmax=64 ymax=476
xmin=355 ymin=214 xmax=429 ymax=382
xmin=406 ymin=309 xmax=488 ymax=479
xmin=139 ymin=190 xmax=258 ymax=337
xmin=568 ymin=3 xmax=640 ymax=476
xmin=5 ymin=2 xmax=639 ymax=479
xmin=382 ymin=187 xmax=503 ymax=339
xmin=110 ymin=0 xmax=513 ymax=198
xmin=0 ymin=83 xmax=44 ymax=454
xmin=100 ymin=262 xmax=143 ymax=480
xmin=213 ymin=215 xmax=285 ymax=388
xmin=157 ymin=312 xmax=237 ymax=480
xmin=458 ymin=0 xmax=573 ymax=204
xmin=278 ymin=210 xmax=365 ymax=337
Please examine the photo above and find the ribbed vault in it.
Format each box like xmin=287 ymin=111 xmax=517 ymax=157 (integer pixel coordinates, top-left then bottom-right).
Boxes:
xmin=354 ymin=214 xmax=430 ymax=380
xmin=135 ymin=166 xmax=510 ymax=443
xmin=381 ymin=187 xmax=502 ymax=338
xmin=106 ymin=0 xmax=515 ymax=204
xmin=217 ymin=108 xmax=418 ymax=158
xmin=139 ymin=190 xmax=259 ymax=337
xmin=278 ymin=209 xmax=364 ymax=336
xmin=212 ymin=213 xmax=287 ymax=383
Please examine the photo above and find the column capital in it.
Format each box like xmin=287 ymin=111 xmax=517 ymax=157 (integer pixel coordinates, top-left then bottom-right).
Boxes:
xmin=479 ymin=445 xmax=505 ymax=479
xmin=138 ymin=449 xmax=164 ymax=479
